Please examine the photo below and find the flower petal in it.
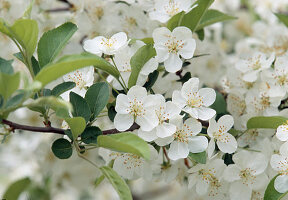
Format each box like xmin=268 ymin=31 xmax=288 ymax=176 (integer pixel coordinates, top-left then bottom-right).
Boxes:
xmin=188 ymin=136 xmax=208 ymax=153
xmin=164 ymin=53 xmax=182 ymax=73
xmin=114 ymin=114 xmax=134 ymax=131
xmin=168 ymin=141 xmax=189 ymax=160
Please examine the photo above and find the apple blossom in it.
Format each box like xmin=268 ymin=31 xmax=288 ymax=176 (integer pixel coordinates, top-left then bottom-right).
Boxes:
xmin=172 ymin=77 xmax=216 ymax=120
xmin=153 ymin=26 xmax=196 ymax=73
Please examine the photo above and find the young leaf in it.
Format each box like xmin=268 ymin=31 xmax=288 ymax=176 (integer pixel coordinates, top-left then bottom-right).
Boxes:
xmin=0 ymin=19 xmax=39 ymax=58
xmin=189 ymin=151 xmax=207 ymax=164
xmin=0 ymin=57 xmax=13 ymax=74
xmin=37 ymin=22 xmax=78 ymax=67
xmin=0 ymin=72 xmax=20 ymax=100
xmin=35 ymin=53 xmax=119 ymax=87
xmin=51 ymin=81 xmax=76 ymax=96
xmin=180 ymin=0 xmax=214 ymax=32
xmin=81 ymin=126 xmax=102 ymax=144
xmin=70 ymin=92 xmax=91 ymax=122
xmin=85 ymin=82 xmax=109 ymax=120
xmin=167 ymin=11 xmax=185 ymax=31
xmin=247 ymin=116 xmax=288 ymax=129
xmin=275 ymin=13 xmax=288 ymax=27
xmin=196 ymin=9 xmax=237 ymax=31
xmin=3 ymin=177 xmax=31 ymax=200
xmin=51 ymin=138 xmax=73 ymax=159
xmin=26 ymin=96 xmax=72 ymax=118
xmin=97 ymin=132 xmax=150 ymax=160
xmin=264 ymin=175 xmax=288 ymax=200
xmin=65 ymin=117 xmax=86 ymax=139
xmin=128 ymin=44 xmax=156 ymax=88
xmin=100 ymin=166 xmax=132 ymax=200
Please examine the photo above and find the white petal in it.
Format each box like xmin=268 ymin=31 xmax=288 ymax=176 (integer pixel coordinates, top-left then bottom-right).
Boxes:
xmin=229 ymin=181 xmax=252 ymax=200
xmin=152 ymin=27 xmax=171 ymax=44
xmin=137 ymin=111 xmax=159 ymax=131
xmin=115 ymin=94 xmax=130 ymax=114
xmin=114 ymin=114 xmax=134 ymax=131
xmin=181 ymin=77 xmax=199 ymax=97
xmin=164 ymin=53 xmax=182 ymax=73
xmin=207 ymin=140 xmax=215 ymax=159
xmin=251 ymin=173 xmax=269 ymax=190
xmin=217 ymin=133 xmax=237 ymax=153
xmin=280 ymin=141 xmax=288 ymax=156
xmin=184 ymin=118 xmax=202 ymax=135
xmin=113 ymin=157 xmax=134 ymax=179
xmin=183 ymin=107 xmax=199 ymax=119
xmin=243 ymin=70 xmax=259 ymax=82
xmin=155 ymin=136 xmax=174 ymax=146
xmin=138 ymin=128 xmax=157 ymax=142
xmin=127 ymin=85 xmax=147 ymax=100
xmin=179 ymin=38 xmax=196 ymax=59
xmin=270 ymin=154 xmax=288 ymax=171
xmin=207 ymin=118 xmax=217 ymax=138
xmin=154 ymin=45 xmax=169 ymax=62
xmin=276 ymin=125 xmax=288 ymax=141
xmin=83 ymin=37 xmax=103 ymax=56
xmin=168 ymin=141 xmax=189 ymax=160
xmin=111 ymin=32 xmax=128 ymax=50
xmin=223 ymin=165 xmax=241 ymax=182
xmin=188 ymin=136 xmax=208 ymax=153
xmin=172 ymin=26 xmax=192 ymax=40
xmin=198 ymin=88 xmax=216 ymax=107
xmin=164 ymin=101 xmax=181 ymax=119
xmin=196 ymin=179 xmax=209 ymax=196
xmin=172 ymin=90 xmax=186 ymax=109
xmin=156 ymin=123 xmax=176 ymax=138
xmin=275 ymin=175 xmax=288 ymax=193
xmin=197 ymin=107 xmax=216 ymax=121
xmin=141 ymin=58 xmax=158 ymax=75
xmin=218 ymin=115 xmax=234 ymax=132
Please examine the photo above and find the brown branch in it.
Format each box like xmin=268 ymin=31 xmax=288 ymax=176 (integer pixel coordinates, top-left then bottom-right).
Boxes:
xmin=1 ymin=119 xmax=140 ymax=136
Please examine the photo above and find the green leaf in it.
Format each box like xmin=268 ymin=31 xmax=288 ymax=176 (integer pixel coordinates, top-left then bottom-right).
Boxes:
xmin=264 ymin=175 xmax=288 ymax=200
xmin=141 ymin=37 xmax=154 ymax=44
xmin=275 ymin=13 xmax=288 ymax=27
xmin=51 ymin=138 xmax=73 ymax=159
xmin=0 ymin=72 xmax=20 ymax=100
xmin=100 ymin=166 xmax=132 ymax=200
xmin=14 ymin=53 xmax=40 ymax=75
xmin=26 ymin=96 xmax=72 ymax=118
xmin=210 ymin=91 xmax=227 ymax=114
xmin=128 ymin=44 xmax=156 ymax=88
xmin=51 ymin=81 xmax=76 ymax=96
xmin=3 ymin=177 xmax=31 ymax=200
xmin=69 ymin=92 xmax=91 ymax=122
xmin=180 ymin=0 xmax=214 ymax=32
xmin=65 ymin=117 xmax=86 ymax=139
xmin=189 ymin=151 xmax=206 ymax=164
xmin=0 ymin=57 xmax=13 ymax=74
xmin=97 ymin=132 xmax=150 ymax=160
xmin=35 ymin=53 xmax=119 ymax=87
xmin=196 ymin=9 xmax=237 ymax=31
xmin=81 ymin=126 xmax=102 ymax=144
xmin=247 ymin=116 xmax=288 ymax=129
xmin=38 ymin=22 xmax=78 ymax=68
xmin=196 ymin=29 xmax=205 ymax=41
xmin=167 ymin=11 xmax=185 ymax=31
xmin=4 ymin=19 xmax=38 ymax=58
xmin=4 ymin=91 xmax=25 ymax=109
xmin=143 ymin=70 xmax=159 ymax=91
xmin=85 ymin=82 xmax=109 ymax=120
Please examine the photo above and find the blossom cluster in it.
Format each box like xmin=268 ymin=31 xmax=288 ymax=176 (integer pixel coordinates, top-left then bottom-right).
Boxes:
xmin=1 ymin=0 xmax=288 ymax=200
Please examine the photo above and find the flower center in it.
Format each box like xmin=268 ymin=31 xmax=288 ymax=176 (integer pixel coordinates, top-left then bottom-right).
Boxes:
xmin=68 ymin=70 xmax=86 ymax=89
xmin=128 ymin=99 xmax=145 ymax=118
xmin=186 ymin=92 xmax=203 ymax=108
xmin=155 ymin=106 xmax=169 ymax=124
xmin=165 ymin=36 xmax=184 ymax=54
xmin=173 ymin=128 xmax=188 ymax=143
xmin=122 ymin=154 xmax=142 ymax=169
xmin=164 ymin=0 xmax=180 ymax=16
xmin=239 ymin=168 xmax=256 ymax=185
xmin=101 ymin=38 xmax=116 ymax=49
xmin=212 ymin=125 xmax=229 ymax=143
xmin=277 ymin=157 xmax=288 ymax=176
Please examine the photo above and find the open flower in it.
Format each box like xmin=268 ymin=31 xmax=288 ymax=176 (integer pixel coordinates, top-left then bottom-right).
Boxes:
xmin=224 ymin=151 xmax=268 ymax=200
xmin=61 ymin=66 xmax=94 ymax=101
xmin=270 ymin=141 xmax=288 ymax=193
xmin=114 ymin=85 xmax=159 ymax=131
xmin=172 ymin=77 xmax=216 ymax=120
xmin=153 ymin=26 xmax=196 ymax=73
xmin=83 ymin=32 xmax=128 ymax=55
xmin=207 ymin=115 xmax=237 ymax=154
xmin=149 ymin=0 xmax=193 ymax=23
xmin=276 ymin=121 xmax=288 ymax=141
xmin=235 ymin=52 xmax=275 ymax=82
xmin=138 ymin=94 xmax=181 ymax=141
xmin=155 ymin=116 xmax=208 ymax=160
